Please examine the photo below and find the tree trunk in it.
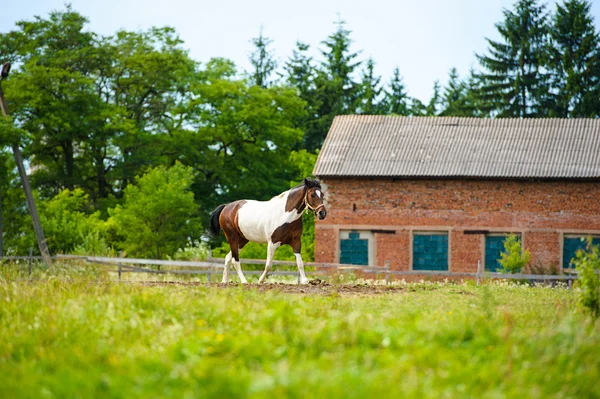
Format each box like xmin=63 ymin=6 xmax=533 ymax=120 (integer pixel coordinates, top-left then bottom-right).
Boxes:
xmin=0 ymin=188 xmax=3 ymax=258
xmin=63 ymin=140 xmax=74 ymax=190
xmin=0 ymin=65 xmax=52 ymax=264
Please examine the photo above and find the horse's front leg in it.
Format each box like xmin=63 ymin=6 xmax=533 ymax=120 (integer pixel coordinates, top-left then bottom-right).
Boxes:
xmin=291 ymin=239 xmax=309 ymax=284
xmin=259 ymin=241 xmax=278 ymax=284
xmin=295 ymin=253 xmax=309 ymax=284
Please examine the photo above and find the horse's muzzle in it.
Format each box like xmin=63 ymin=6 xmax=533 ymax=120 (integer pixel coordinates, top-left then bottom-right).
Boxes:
xmin=317 ymin=209 xmax=327 ymax=220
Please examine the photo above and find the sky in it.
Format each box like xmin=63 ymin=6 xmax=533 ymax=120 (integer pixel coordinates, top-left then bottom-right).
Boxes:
xmin=2 ymin=0 xmax=600 ymax=103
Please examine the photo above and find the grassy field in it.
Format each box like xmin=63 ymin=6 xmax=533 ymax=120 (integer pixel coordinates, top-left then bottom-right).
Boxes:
xmin=0 ymin=264 xmax=599 ymax=398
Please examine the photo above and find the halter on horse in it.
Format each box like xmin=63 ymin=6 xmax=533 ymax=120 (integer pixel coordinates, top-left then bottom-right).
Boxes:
xmin=210 ymin=178 xmax=327 ymax=284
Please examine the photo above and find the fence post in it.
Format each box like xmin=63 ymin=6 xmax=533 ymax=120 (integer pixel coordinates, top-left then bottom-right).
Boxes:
xmin=28 ymin=247 xmax=33 ymax=276
xmin=118 ymin=250 xmax=123 ymax=282
xmin=477 ymin=260 xmax=482 ymax=285
xmin=207 ymin=265 xmax=212 ymax=283
xmin=385 ymin=260 xmax=390 ymax=286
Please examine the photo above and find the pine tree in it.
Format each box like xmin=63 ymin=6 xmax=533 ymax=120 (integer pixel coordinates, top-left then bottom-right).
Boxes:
xmin=249 ymin=27 xmax=277 ymax=88
xmin=283 ymin=41 xmax=322 ymax=150
xmin=548 ymin=0 xmax=600 ymax=117
xmin=356 ymin=58 xmax=384 ymax=114
xmin=284 ymin=41 xmax=315 ymax=94
xmin=306 ymin=18 xmax=362 ymax=150
xmin=476 ymin=0 xmax=550 ymax=117
xmin=384 ymin=67 xmax=410 ymax=115
xmin=439 ymin=68 xmax=472 ymax=116
xmin=426 ymin=80 xmax=442 ymax=116
xmin=318 ymin=18 xmax=362 ymax=114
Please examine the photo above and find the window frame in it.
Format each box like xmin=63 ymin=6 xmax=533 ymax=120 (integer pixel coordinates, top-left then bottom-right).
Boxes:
xmin=339 ymin=230 xmax=375 ymax=266
xmin=411 ymin=231 xmax=450 ymax=271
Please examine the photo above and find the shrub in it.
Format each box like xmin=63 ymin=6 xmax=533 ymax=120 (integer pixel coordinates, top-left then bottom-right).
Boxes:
xmin=573 ymin=238 xmax=600 ymax=318
xmin=38 ymin=188 xmax=107 ymax=254
xmin=109 ymin=163 xmax=202 ymax=259
xmin=498 ymin=234 xmax=530 ymax=274
xmin=172 ymin=240 xmax=210 ymax=261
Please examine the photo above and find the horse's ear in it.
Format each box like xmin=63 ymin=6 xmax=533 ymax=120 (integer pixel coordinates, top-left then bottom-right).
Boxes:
xmin=304 ymin=177 xmax=310 ymax=186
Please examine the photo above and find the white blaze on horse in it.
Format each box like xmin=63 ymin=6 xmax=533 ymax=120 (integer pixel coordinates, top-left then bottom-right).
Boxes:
xmin=209 ymin=178 xmax=327 ymax=284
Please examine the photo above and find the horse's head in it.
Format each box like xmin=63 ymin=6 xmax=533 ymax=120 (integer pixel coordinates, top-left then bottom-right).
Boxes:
xmin=304 ymin=178 xmax=327 ymax=220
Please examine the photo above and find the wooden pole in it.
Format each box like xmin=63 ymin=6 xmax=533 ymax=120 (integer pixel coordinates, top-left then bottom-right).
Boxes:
xmin=0 ymin=62 xmax=52 ymax=265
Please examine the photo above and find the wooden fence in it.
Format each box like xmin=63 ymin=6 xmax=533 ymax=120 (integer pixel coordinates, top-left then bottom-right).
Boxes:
xmin=0 ymin=253 xmax=583 ymax=287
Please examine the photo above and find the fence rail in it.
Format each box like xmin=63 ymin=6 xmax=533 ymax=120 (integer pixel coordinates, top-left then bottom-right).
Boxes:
xmin=0 ymin=253 xmax=585 ymax=287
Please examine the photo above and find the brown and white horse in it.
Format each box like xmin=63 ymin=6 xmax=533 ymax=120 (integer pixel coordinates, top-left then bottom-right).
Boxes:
xmin=209 ymin=178 xmax=327 ymax=284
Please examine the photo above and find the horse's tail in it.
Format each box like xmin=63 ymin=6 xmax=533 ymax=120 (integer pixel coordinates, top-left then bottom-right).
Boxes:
xmin=209 ymin=204 xmax=227 ymax=236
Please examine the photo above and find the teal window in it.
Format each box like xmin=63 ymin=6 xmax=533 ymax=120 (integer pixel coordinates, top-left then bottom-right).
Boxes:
xmin=413 ymin=232 xmax=448 ymax=271
xmin=563 ymin=236 xmax=600 ymax=269
xmin=485 ymin=235 xmax=507 ymax=271
xmin=340 ymin=231 xmax=369 ymax=265
xmin=485 ymin=234 xmax=522 ymax=272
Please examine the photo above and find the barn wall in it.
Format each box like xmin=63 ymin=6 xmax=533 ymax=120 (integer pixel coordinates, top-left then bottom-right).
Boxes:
xmin=315 ymin=178 xmax=600 ymax=272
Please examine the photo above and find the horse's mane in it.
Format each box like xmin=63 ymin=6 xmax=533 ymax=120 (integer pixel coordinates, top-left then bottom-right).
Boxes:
xmin=292 ymin=178 xmax=321 ymax=191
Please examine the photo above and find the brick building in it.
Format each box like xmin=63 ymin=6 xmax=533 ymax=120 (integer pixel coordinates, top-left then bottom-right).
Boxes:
xmin=313 ymin=116 xmax=600 ymax=273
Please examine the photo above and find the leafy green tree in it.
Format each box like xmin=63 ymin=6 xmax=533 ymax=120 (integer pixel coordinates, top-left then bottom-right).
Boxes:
xmin=548 ymin=0 xmax=600 ymax=117
xmin=383 ymin=67 xmax=410 ymax=115
xmin=476 ymin=0 xmax=550 ymax=117
xmin=0 ymin=8 xmax=103 ymax=195
xmin=356 ymin=58 xmax=384 ymax=114
xmin=498 ymin=234 xmax=531 ymax=273
xmin=99 ymin=27 xmax=198 ymax=197
xmin=248 ymin=27 xmax=277 ymax=88
xmin=109 ymin=163 xmax=202 ymax=259
xmin=0 ymin=8 xmax=198 ymax=209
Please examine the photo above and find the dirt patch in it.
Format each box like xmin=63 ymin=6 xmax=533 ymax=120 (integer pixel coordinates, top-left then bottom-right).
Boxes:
xmin=129 ymin=279 xmax=408 ymax=295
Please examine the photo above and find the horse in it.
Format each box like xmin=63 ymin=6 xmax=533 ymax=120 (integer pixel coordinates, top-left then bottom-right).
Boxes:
xmin=209 ymin=178 xmax=327 ymax=284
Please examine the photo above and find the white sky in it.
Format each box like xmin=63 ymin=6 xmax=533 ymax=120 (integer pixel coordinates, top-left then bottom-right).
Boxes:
xmin=2 ymin=0 xmax=600 ymax=103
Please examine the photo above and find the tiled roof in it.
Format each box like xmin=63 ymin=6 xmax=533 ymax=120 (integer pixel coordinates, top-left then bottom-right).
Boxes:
xmin=313 ymin=115 xmax=600 ymax=179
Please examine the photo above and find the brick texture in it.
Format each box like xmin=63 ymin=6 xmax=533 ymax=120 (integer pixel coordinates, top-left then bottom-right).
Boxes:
xmin=315 ymin=178 xmax=600 ymax=272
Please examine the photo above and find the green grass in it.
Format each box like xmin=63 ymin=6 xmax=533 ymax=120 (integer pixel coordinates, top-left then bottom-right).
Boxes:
xmin=0 ymin=264 xmax=599 ymax=398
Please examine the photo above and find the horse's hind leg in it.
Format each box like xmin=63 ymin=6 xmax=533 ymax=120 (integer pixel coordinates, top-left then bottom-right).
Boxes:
xmin=258 ymin=241 xmax=279 ymax=284
xmin=231 ymin=238 xmax=249 ymax=284
xmin=222 ymin=251 xmax=233 ymax=283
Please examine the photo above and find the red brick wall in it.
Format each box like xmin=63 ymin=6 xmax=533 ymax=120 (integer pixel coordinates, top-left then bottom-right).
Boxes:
xmin=315 ymin=178 xmax=600 ymax=272
xmin=375 ymin=230 xmax=410 ymax=271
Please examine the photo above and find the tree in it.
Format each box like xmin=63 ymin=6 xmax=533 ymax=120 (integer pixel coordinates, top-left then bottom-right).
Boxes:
xmin=356 ymin=58 xmax=384 ymax=114
xmin=309 ymin=18 xmax=362 ymax=150
xmin=283 ymin=42 xmax=322 ymax=150
xmin=248 ymin=27 xmax=277 ymax=88
xmin=383 ymin=67 xmax=410 ymax=115
xmin=109 ymin=163 xmax=202 ymax=259
xmin=426 ymin=80 xmax=442 ymax=116
xmin=548 ymin=0 xmax=600 ymax=117
xmin=476 ymin=0 xmax=550 ymax=117
xmin=499 ymin=234 xmax=531 ymax=273
xmin=439 ymin=68 xmax=478 ymax=116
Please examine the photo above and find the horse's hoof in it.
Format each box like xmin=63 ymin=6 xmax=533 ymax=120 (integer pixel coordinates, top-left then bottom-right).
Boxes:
xmin=300 ymin=278 xmax=309 ymax=285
